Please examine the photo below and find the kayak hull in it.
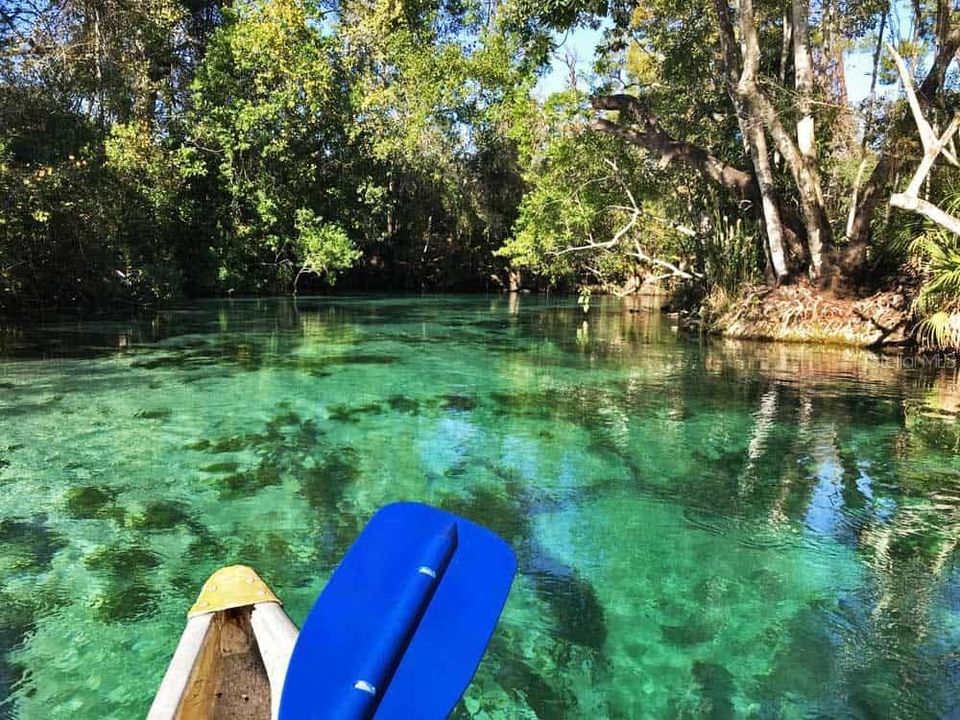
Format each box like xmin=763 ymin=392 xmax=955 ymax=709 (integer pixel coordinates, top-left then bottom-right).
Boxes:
xmin=148 ymin=568 xmax=298 ymax=720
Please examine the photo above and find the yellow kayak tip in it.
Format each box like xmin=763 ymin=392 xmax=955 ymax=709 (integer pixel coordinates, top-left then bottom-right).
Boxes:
xmin=187 ymin=564 xmax=281 ymax=618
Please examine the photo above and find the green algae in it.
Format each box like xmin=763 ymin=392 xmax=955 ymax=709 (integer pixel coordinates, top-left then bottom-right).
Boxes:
xmin=125 ymin=501 xmax=192 ymax=531
xmin=386 ymin=394 xmax=420 ymax=414
xmin=84 ymin=544 xmax=160 ymax=575
xmin=134 ymin=408 xmax=172 ymax=420
xmin=63 ymin=486 xmax=120 ymax=520
xmin=199 ymin=461 xmax=240 ymax=474
xmin=210 ymin=460 xmax=283 ymax=499
xmin=0 ymin=518 xmax=66 ymax=572
xmin=327 ymin=402 xmax=383 ymax=422
xmin=440 ymin=394 xmax=477 ymax=412
xmin=208 ymin=434 xmax=258 ymax=453
xmin=300 ymin=448 xmax=361 ymax=511
xmin=84 ymin=544 xmax=161 ymax=621
xmin=692 ymin=661 xmax=736 ymax=720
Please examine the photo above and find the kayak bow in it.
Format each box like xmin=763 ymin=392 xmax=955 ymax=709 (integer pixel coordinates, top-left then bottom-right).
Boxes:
xmin=147 ymin=503 xmax=516 ymax=720
xmin=147 ymin=565 xmax=298 ymax=720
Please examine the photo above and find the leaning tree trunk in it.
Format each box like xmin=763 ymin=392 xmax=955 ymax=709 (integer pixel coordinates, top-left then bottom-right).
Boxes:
xmin=846 ymin=24 xmax=960 ymax=273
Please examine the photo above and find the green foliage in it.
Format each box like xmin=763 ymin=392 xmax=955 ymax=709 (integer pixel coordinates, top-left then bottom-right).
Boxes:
xmin=910 ymin=228 xmax=960 ymax=349
xmin=0 ymin=0 xmax=532 ymax=306
xmin=186 ymin=0 xmax=357 ymax=292
xmin=700 ymin=214 xmax=762 ymax=295
xmin=294 ymin=210 xmax=361 ymax=287
xmin=499 ymin=90 xmax=645 ymax=286
xmin=0 ymin=0 xmax=939 ymax=315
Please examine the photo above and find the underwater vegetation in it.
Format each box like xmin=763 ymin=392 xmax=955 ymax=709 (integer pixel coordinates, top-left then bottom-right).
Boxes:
xmin=441 ymin=394 xmax=477 ymax=412
xmin=0 ymin=517 xmax=66 ymax=574
xmin=300 ymin=449 xmax=361 ymax=512
xmin=387 ymin=395 xmax=420 ymax=414
xmin=441 ymin=482 xmax=611 ymax=714
xmin=134 ymin=408 xmax=173 ymax=421
xmin=0 ymin=517 xmax=67 ymax=703
xmin=63 ymin=485 xmax=122 ymax=521
xmin=130 ymin=334 xmax=400 ymax=377
xmin=84 ymin=544 xmax=162 ymax=622
xmin=125 ymin=501 xmax=193 ymax=531
xmin=692 ymin=661 xmax=736 ymax=720
xmin=327 ymin=403 xmax=383 ymax=423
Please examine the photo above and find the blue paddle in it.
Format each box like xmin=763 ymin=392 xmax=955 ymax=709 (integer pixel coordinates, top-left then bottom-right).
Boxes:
xmin=279 ymin=502 xmax=517 ymax=719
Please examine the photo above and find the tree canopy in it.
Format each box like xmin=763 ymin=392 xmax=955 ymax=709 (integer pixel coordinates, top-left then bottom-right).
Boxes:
xmin=3 ymin=0 xmax=960 ymax=345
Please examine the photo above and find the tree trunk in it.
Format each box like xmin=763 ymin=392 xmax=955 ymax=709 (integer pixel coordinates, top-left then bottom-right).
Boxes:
xmin=744 ymin=120 xmax=790 ymax=281
xmin=846 ymin=25 xmax=960 ymax=273
xmin=793 ymin=0 xmax=815 ymax=159
xmin=737 ymin=0 xmax=834 ymax=280
xmin=790 ymin=0 xmax=829 ymax=278
xmin=713 ymin=0 xmax=789 ymax=281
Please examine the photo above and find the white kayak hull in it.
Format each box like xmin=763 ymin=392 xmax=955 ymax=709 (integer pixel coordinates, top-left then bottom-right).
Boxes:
xmin=148 ymin=567 xmax=298 ymax=720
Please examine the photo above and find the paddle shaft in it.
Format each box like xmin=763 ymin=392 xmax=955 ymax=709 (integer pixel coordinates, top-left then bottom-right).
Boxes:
xmin=333 ymin=522 xmax=458 ymax=718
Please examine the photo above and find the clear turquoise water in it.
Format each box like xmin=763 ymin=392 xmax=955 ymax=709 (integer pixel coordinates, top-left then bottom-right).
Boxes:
xmin=1 ymin=295 xmax=959 ymax=719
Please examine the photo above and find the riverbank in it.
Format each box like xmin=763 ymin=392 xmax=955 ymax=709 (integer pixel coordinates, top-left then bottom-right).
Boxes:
xmin=696 ymin=281 xmax=916 ymax=348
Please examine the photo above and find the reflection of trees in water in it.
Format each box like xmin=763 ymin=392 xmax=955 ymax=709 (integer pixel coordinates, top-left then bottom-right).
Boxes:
xmin=486 ymin=326 xmax=960 ymax=714
xmin=697 ymin=343 xmax=960 ymax=714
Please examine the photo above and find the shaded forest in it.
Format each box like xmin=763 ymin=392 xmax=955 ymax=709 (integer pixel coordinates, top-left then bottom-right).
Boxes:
xmin=3 ymin=0 xmax=960 ymax=347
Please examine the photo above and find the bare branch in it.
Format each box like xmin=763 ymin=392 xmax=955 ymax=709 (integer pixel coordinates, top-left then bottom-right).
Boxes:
xmin=887 ymin=41 xmax=960 ymax=237
xmin=631 ymin=239 xmax=701 ymax=279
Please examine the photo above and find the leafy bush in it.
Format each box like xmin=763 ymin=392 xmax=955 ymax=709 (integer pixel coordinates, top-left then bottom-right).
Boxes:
xmin=293 ymin=210 xmax=361 ymax=291
xmin=911 ymin=229 xmax=960 ymax=349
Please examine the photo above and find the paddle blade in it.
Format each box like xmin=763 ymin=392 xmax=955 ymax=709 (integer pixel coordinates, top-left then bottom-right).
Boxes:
xmin=278 ymin=502 xmax=517 ymax=720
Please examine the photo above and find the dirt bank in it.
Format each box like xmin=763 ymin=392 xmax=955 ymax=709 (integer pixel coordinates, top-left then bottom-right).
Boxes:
xmin=702 ymin=282 xmax=914 ymax=347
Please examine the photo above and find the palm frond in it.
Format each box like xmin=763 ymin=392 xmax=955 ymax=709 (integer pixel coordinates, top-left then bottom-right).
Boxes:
xmin=915 ymin=311 xmax=960 ymax=350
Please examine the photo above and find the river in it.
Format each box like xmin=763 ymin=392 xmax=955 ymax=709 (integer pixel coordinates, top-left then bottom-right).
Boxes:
xmin=0 ymin=295 xmax=958 ymax=718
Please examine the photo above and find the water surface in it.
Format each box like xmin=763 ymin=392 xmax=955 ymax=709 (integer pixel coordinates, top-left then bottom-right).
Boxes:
xmin=1 ymin=295 xmax=959 ymax=719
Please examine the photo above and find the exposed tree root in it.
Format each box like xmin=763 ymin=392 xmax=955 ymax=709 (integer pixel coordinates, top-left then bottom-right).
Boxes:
xmin=703 ymin=282 xmax=915 ymax=347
